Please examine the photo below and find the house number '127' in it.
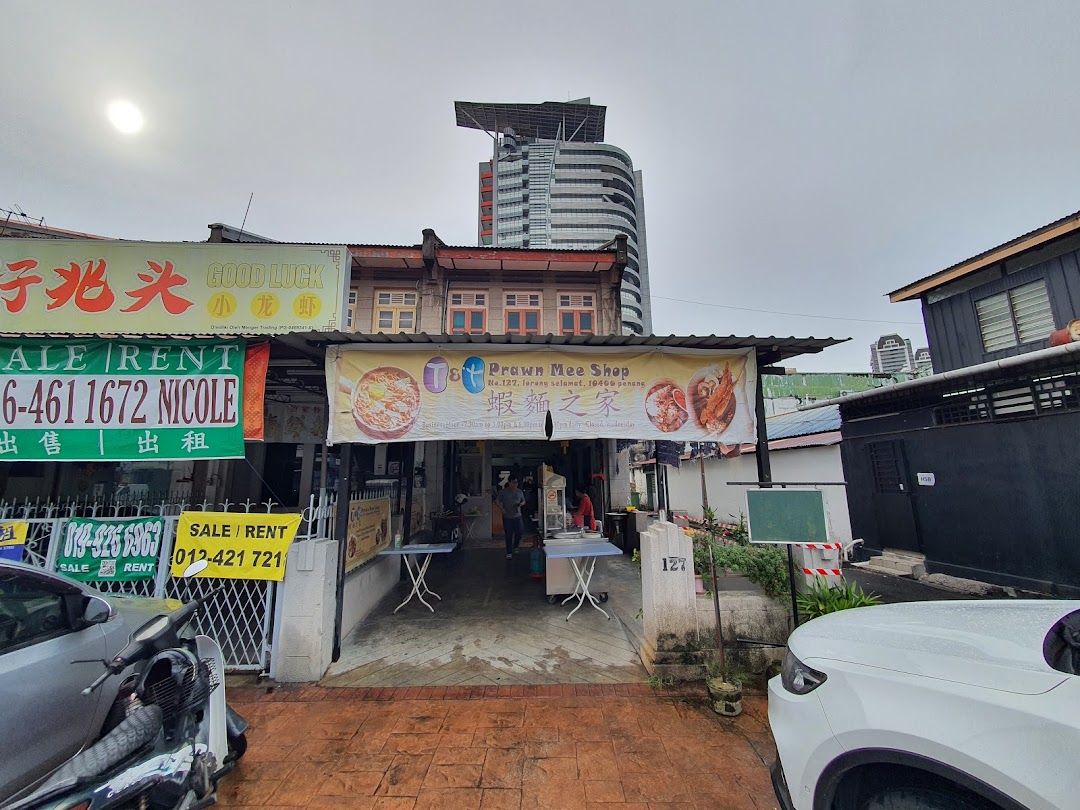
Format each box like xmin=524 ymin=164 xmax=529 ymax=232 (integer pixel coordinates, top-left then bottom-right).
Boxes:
xmin=661 ymin=557 xmax=686 ymax=571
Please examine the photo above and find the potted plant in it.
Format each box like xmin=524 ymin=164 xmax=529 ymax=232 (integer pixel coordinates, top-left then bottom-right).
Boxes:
xmin=706 ymin=660 xmax=743 ymax=717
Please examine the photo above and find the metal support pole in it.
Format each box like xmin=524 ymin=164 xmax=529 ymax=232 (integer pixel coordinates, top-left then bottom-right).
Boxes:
xmin=755 ymin=356 xmax=799 ymax=628
xmin=402 ymin=442 xmax=416 ymax=543
xmin=709 ymin=541 xmax=725 ymax=679
xmin=331 ymin=443 xmax=353 ymax=662
xmin=492 ymin=115 xmax=498 ymax=247
xmin=699 ymin=455 xmax=709 ymax=512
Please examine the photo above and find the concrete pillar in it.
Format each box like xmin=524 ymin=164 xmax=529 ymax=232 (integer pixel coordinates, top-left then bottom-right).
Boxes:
xmin=795 ymin=543 xmax=843 ymax=589
xmin=605 ymin=440 xmax=631 ymax=512
xmin=639 ymin=520 xmax=706 ymax=681
xmin=272 ymin=537 xmax=338 ymax=682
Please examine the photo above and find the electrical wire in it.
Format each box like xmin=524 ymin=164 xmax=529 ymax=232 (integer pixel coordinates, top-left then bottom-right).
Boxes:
xmin=650 ymin=294 xmax=922 ymax=326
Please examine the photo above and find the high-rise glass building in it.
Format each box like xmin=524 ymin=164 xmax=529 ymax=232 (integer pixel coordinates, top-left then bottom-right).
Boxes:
xmin=870 ymin=333 xmax=916 ymax=373
xmin=455 ymin=99 xmax=652 ymax=335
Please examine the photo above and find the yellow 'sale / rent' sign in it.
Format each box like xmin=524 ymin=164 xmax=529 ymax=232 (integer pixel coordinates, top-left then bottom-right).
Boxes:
xmin=171 ymin=511 xmax=302 ymax=581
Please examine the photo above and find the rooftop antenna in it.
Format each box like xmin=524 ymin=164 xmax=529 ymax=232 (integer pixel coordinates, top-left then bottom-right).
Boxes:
xmin=0 ymin=205 xmax=46 ymax=237
xmin=239 ymin=192 xmax=254 ymax=237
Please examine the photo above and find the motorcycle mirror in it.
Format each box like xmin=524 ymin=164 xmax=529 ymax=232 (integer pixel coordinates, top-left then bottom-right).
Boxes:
xmin=182 ymin=559 xmax=209 ymax=578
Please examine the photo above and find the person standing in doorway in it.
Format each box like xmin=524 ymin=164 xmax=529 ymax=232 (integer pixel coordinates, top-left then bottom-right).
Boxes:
xmin=574 ymin=486 xmax=596 ymax=530
xmin=497 ymin=476 xmax=526 ymax=559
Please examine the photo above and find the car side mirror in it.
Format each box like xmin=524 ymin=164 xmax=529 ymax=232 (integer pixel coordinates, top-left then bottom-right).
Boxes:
xmin=82 ymin=596 xmax=113 ymax=626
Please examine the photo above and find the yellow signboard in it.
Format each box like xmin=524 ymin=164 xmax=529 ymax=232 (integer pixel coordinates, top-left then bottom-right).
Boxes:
xmin=0 ymin=521 xmax=29 ymax=561
xmin=326 ymin=346 xmax=758 ymax=444
xmin=345 ymin=498 xmax=391 ymax=572
xmin=171 ymin=511 xmax=302 ymax=581
xmin=0 ymin=239 xmax=347 ymax=335
xmin=0 ymin=521 xmax=28 ymax=547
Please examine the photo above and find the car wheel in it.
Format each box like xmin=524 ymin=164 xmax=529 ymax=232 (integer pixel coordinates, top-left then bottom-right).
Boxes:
xmin=861 ymin=787 xmax=988 ymax=810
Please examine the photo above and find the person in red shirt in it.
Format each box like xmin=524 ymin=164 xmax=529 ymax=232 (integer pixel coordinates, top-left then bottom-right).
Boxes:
xmin=574 ymin=486 xmax=596 ymax=530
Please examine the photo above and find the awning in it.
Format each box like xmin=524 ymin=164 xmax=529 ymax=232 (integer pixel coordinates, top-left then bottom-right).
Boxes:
xmin=273 ymin=331 xmax=847 ymax=367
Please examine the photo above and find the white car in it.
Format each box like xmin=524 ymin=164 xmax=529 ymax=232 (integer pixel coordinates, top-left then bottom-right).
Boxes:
xmin=768 ymin=600 xmax=1080 ymax=810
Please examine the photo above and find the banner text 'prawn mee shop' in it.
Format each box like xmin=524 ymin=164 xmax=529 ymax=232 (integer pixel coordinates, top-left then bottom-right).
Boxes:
xmin=299 ymin=332 xmax=844 ymax=552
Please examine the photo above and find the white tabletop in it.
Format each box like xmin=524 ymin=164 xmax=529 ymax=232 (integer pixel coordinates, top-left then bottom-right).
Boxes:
xmin=543 ymin=542 xmax=622 ymax=559
xmin=378 ymin=543 xmax=457 ymax=556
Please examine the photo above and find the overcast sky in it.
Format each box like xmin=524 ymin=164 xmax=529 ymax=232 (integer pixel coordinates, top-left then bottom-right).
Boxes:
xmin=3 ymin=1 xmax=1080 ymax=371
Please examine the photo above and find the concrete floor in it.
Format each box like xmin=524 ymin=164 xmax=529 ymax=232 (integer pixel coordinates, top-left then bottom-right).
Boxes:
xmin=323 ymin=548 xmax=648 ymax=688
xmin=219 ymin=683 xmax=780 ymax=810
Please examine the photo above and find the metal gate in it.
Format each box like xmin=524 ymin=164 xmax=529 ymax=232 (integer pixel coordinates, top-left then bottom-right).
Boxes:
xmin=1 ymin=492 xmax=335 ymax=673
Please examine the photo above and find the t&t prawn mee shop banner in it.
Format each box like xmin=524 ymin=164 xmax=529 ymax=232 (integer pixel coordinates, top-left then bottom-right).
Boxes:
xmin=0 ymin=338 xmax=245 ymax=461
xmin=0 ymin=239 xmax=348 ymax=334
xmin=326 ymin=346 xmax=758 ymax=444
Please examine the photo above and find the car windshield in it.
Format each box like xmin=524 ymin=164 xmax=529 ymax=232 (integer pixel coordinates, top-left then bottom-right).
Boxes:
xmin=1043 ymin=609 xmax=1080 ymax=675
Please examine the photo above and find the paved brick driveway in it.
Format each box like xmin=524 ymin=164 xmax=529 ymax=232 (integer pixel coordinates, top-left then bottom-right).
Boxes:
xmin=219 ymin=683 xmax=779 ymax=810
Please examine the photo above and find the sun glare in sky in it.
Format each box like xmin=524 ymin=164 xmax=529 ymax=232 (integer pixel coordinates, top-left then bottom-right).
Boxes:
xmin=106 ymin=99 xmax=144 ymax=135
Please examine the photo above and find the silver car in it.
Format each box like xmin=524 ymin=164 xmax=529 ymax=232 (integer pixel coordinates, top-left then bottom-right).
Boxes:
xmin=0 ymin=560 xmax=181 ymax=803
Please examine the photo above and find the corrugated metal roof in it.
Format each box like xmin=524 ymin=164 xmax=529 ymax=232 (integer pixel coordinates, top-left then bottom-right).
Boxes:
xmin=802 ymin=340 xmax=1080 ymax=411
xmin=0 ymin=220 xmax=113 ymax=240
xmin=889 ymin=209 xmax=1080 ymax=302
xmin=769 ymin=431 xmax=841 ymax=451
xmin=0 ymin=331 xmax=847 ymax=369
xmin=276 ymin=331 xmax=846 ymax=364
xmin=766 ymin=405 xmax=841 ymax=441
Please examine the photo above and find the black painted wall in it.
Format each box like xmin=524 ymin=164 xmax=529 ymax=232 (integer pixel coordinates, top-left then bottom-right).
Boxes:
xmin=922 ymin=239 xmax=1080 ymax=372
xmin=842 ymin=408 xmax=1080 ymax=595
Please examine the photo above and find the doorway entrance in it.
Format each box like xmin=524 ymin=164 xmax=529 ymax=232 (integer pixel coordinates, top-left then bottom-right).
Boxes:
xmin=326 ymin=437 xmax=646 ymax=686
xmin=868 ymin=440 xmax=922 ymax=553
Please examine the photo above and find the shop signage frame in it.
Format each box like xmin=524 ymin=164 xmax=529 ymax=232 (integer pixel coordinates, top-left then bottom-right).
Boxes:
xmin=0 ymin=337 xmax=246 ymax=461
xmin=326 ymin=344 xmax=759 ymax=444
xmin=0 ymin=239 xmax=349 ymax=335
xmin=172 ymin=511 xmax=302 ymax=581
xmin=345 ymin=497 xmax=392 ymax=572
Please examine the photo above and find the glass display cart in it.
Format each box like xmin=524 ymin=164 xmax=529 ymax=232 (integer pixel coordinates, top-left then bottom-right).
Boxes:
xmin=539 ymin=465 xmax=567 ymax=537
xmin=538 ymin=465 xmax=608 ymax=602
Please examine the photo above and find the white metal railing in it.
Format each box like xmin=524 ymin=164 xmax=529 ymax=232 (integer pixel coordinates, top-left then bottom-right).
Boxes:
xmin=7 ymin=490 xmax=336 ymax=673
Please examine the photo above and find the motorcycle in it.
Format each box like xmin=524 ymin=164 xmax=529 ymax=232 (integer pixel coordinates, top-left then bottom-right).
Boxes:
xmin=7 ymin=561 xmax=248 ymax=810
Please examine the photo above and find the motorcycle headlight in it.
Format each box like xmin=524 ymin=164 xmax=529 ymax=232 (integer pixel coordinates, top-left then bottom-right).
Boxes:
xmin=781 ymin=649 xmax=827 ymax=695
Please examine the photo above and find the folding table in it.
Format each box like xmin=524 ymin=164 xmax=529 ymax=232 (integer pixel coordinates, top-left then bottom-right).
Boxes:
xmin=378 ymin=542 xmax=457 ymax=613
xmin=543 ymin=541 xmax=622 ymax=620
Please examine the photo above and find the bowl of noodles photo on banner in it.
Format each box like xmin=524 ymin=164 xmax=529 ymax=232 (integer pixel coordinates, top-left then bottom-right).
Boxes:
xmin=688 ymin=359 xmax=746 ymax=437
xmin=645 ymin=379 xmax=690 ymax=433
xmin=341 ymin=366 xmax=423 ymax=440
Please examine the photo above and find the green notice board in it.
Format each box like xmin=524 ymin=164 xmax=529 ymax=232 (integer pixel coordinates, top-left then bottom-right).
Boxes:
xmin=745 ymin=489 xmax=828 ymax=544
